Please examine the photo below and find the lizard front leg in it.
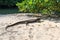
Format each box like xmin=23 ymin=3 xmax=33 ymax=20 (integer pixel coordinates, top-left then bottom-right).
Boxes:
xmin=25 ymin=22 xmax=29 ymax=26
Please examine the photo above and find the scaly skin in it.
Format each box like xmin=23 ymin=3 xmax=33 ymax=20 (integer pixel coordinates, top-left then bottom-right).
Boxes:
xmin=5 ymin=17 xmax=43 ymax=30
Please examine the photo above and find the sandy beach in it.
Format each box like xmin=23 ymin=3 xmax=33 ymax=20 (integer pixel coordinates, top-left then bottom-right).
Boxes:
xmin=0 ymin=13 xmax=60 ymax=40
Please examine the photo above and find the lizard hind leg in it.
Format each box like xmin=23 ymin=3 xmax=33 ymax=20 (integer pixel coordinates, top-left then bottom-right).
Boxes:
xmin=25 ymin=22 xmax=29 ymax=26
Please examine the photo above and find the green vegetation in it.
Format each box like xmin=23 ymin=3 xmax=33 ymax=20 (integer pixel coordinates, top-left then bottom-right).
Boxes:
xmin=0 ymin=0 xmax=60 ymax=15
xmin=16 ymin=0 xmax=60 ymax=15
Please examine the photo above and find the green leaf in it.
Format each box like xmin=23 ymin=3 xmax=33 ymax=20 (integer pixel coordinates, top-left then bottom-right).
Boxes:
xmin=42 ymin=9 xmax=48 ymax=14
xmin=29 ymin=2 xmax=32 ymax=5
xmin=44 ymin=0 xmax=49 ymax=2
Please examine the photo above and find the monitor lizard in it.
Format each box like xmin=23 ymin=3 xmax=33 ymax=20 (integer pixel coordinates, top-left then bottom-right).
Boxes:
xmin=5 ymin=17 xmax=43 ymax=30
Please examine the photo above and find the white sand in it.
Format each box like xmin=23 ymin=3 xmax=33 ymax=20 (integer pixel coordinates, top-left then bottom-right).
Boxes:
xmin=0 ymin=13 xmax=60 ymax=40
